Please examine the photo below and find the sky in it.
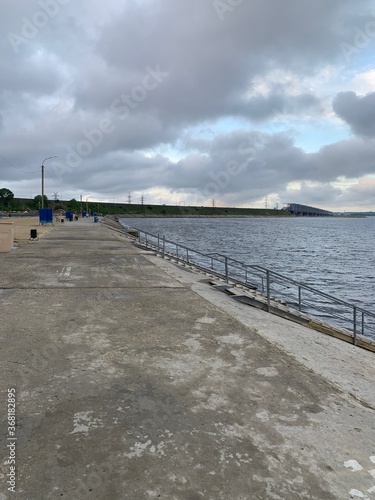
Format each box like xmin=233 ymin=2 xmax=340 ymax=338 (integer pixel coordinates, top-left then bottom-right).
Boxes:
xmin=1 ymin=0 xmax=375 ymax=211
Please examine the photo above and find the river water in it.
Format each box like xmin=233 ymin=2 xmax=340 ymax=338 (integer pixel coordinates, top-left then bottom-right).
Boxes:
xmin=121 ymin=216 xmax=375 ymax=334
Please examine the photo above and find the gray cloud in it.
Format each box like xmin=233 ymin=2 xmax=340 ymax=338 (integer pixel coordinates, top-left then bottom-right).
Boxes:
xmin=240 ymin=92 xmax=322 ymax=122
xmin=0 ymin=0 xmax=374 ymax=210
xmin=163 ymin=131 xmax=375 ymax=201
xmin=88 ymin=0 xmax=356 ymax=125
xmin=333 ymin=91 xmax=375 ymax=137
xmin=37 ymin=130 xmax=375 ymax=209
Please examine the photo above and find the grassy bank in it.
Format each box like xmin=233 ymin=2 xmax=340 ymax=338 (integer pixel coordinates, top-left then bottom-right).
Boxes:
xmin=5 ymin=199 xmax=291 ymax=217
xmin=106 ymin=204 xmax=291 ymax=217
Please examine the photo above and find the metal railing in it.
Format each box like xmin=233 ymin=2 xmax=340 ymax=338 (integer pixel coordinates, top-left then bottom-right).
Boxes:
xmin=127 ymin=226 xmax=375 ymax=344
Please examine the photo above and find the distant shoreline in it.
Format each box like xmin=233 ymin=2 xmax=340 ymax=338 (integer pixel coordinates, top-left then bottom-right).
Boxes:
xmin=112 ymin=214 xmax=365 ymax=219
xmin=116 ymin=214 xmax=292 ymax=218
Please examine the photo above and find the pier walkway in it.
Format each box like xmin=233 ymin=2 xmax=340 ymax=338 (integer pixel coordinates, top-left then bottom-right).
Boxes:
xmin=0 ymin=219 xmax=374 ymax=499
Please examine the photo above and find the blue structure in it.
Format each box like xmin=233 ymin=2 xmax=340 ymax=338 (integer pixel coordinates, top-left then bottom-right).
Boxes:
xmin=39 ymin=208 xmax=53 ymax=224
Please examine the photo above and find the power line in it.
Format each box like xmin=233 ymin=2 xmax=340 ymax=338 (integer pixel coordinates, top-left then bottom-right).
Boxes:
xmin=0 ymin=154 xmax=63 ymax=201
xmin=45 ymin=169 xmax=63 ymax=190
xmin=0 ymin=154 xmax=39 ymax=174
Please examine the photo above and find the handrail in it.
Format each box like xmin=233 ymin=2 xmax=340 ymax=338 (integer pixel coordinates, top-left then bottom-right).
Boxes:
xmin=125 ymin=226 xmax=375 ymax=343
xmin=197 ymin=252 xmax=375 ymax=316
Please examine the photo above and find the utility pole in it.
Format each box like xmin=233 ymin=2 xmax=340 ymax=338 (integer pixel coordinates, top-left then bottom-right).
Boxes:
xmin=212 ymin=199 xmax=216 ymax=208
xmin=128 ymin=192 xmax=132 ymax=204
xmin=140 ymin=195 xmax=144 ymax=214
xmin=41 ymin=164 xmax=44 ymax=209
xmin=41 ymin=156 xmax=57 ymax=209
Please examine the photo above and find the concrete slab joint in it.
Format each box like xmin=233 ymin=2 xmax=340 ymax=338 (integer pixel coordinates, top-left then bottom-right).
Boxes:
xmin=0 ymin=218 xmax=374 ymax=499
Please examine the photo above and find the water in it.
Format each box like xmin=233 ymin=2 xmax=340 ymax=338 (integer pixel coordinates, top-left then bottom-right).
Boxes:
xmin=121 ymin=216 xmax=375 ymax=334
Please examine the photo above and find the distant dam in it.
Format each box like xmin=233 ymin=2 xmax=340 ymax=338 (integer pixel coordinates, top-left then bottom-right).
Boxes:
xmin=284 ymin=203 xmax=333 ymax=216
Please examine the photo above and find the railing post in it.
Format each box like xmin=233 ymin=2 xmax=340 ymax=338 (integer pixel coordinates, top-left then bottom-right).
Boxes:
xmin=362 ymin=311 xmax=365 ymax=336
xmin=129 ymin=228 xmax=375 ymax=342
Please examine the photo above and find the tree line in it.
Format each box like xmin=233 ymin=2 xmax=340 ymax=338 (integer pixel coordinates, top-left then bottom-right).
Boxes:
xmin=0 ymin=188 xmax=82 ymax=213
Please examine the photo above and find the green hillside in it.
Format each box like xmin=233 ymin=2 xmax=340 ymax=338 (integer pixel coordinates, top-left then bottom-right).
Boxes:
xmin=1 ymin=195 xmax=291 ymax=217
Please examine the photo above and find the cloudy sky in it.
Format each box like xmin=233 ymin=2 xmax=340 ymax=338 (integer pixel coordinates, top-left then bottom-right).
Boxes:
xmin=1 ymin=0 xmax=375 ymax=210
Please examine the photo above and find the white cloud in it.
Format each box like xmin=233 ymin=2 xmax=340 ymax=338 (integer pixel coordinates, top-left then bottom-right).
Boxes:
xmin=1 ymin=0 xmax=375 ymax=210
xmin=351 ymin=69 xmax=375 ymax=94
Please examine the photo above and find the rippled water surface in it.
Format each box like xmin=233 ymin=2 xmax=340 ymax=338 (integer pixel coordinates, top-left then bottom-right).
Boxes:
xmin=121 ymin=217 xmax=375 ymax=313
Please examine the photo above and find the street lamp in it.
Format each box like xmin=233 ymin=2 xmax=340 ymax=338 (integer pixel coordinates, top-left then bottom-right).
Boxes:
xmin=41 ymin=156 xmax=58 ymax=209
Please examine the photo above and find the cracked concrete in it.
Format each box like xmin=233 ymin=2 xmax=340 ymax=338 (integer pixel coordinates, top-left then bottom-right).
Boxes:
xmin=0 ymin=218 xmax=374 ymax=499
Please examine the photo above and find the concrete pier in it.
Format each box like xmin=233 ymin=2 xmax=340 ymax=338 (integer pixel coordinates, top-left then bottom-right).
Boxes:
xmin=0 ymin=219 xmax=374 ymax=499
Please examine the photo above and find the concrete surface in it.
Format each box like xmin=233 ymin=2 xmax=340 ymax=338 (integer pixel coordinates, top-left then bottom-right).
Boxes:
xmin=0 ymin=218 xmax=374 ymax=499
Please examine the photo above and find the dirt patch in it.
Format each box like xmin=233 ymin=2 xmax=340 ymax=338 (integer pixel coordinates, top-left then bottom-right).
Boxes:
xmin=3 ymin=216 xmax=59 ymax=245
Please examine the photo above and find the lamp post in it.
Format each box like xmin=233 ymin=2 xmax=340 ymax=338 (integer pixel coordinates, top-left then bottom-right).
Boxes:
xmin=41 ymin=156 xmax=58 ymax=209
